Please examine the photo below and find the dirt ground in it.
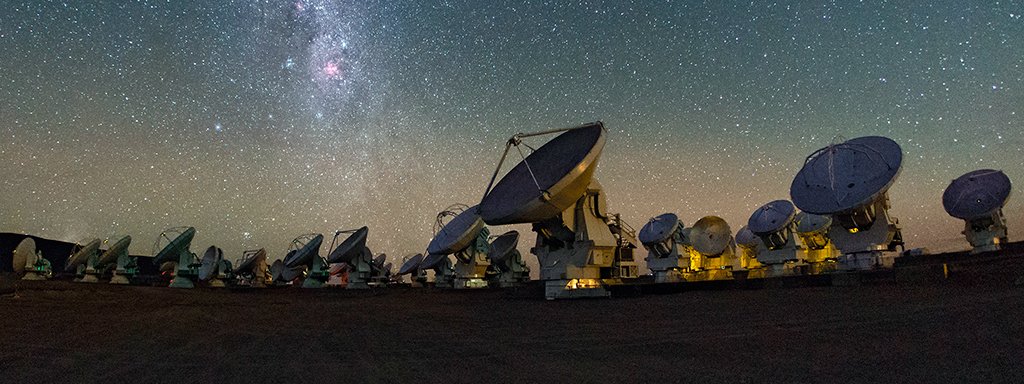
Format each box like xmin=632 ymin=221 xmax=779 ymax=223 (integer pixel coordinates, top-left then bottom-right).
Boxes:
xmin=1 ymin=277 xmax=1022 ymax=384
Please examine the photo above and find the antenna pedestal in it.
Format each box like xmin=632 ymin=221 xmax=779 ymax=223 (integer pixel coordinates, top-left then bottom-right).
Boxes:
xmin=22 ymin=258 xmax=52 ymax=281
xmin=452 ymin=229 xmax=492 ymax=289
xmin=828 ymin=199 xmax=903 ymax=271
xmin=345 ymin=252 xmax=373 ymax=289
xmin=110 ymin=269 xmax=131 ymax=285
xmin=530 ymin=185 xmax=637 ymax=300
xmin=169 ymin=259 xmax=199 ymax=289
xmin=964 ymin=211 xmax=1008 ymax=254
xmin=647 ymin=249 xmax=689 ymax=284
xmin=79 ymin=267 xmax=101 ymax=283
xmin=489 ymin=250 xmax=530 ymax=287
xmin=429 ymin=257 xmax=455 ymax=288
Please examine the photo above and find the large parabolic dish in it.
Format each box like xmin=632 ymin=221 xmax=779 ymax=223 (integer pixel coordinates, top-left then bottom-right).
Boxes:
xmin=690 ymin=216 xmax=733 ymax=256
xmin=638 ymin=213 xmax=680 ymax=245
xmin=747 ymin=200 xmax=796 ymax=235
xmin=97 ymin=236 xmax=132 ymax=266
xmin=488 ymin=231 xmax=520 ymax=264
xmin=942 ymin=169 xmax=1012 ymax=220
xmin=284 ymin=234 xmax=324 ymax=268
xmin=326 ymin=227 xmax=368 ymax=264
xmin=428 ymin=206 xmax=485 ymax=255
xmin=397 ymin=254 xmax=424 ymax=275
xmin=479 ymin=122 xmax=606 ymax=225
xmin=13 ymin=238 xmax=36 ymax=274
xmin=153 ymin=227 xmax=196 ymax=265
xmin=65 ymin=238 xmax=102 ymax=272
xmin=790 ymin=136 xmax=903 ymax=215
xmin=236 ymin=248 xmax=268 ymax=272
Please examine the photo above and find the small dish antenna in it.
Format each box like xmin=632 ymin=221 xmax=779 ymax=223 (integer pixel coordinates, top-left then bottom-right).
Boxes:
xmin=66 ymin=238 xmax=102 ymax=283
xmin=734 ymin=226 xmax=766 ymax=273
xmin=638 ymin=213 xmax=691 ymax=283
xmin=478 ymin=122 xmax=639 ymax=299
xmin=97 ymin=236 xmax=135 ymax=284
xmin=197 ymin=246 xmax=231 ymax=287
xmin=152 ymin=226 xmax=199 ymax=288
xmin=746 ymin=200 xmax=803 ymax=269
xmin=688 ymin=216 xmax=739 ymax=279
xmin=942 ymin=169 xmax=1012 ymax=253
xmin=326 ymin=227 xmax=378 ymax=289
xmin=487 ymin=230 xmax=530 ymax=287
xmin=283 ymin=233 xmax=327 ymax=288
xmin=396 ymin=253 xmax=426 ymax=285
xmin=790 ymin=136 xmax=905 ymax=270
xmin=13 ymin=237 xmax=52 ymax=280
xmin=235 ymin=248 xmax=269 ymax=287
xmin=427 ymin=205 xmax=491 ymax=288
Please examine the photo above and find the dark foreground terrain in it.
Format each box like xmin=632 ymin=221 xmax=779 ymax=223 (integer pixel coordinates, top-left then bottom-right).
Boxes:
xmin=1 ymin=276 xmax=1022 ymax=384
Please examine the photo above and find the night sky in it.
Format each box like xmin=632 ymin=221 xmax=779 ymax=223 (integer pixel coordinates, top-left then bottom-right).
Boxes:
xmin=3 ymin=1 xmax=1022 ymax=274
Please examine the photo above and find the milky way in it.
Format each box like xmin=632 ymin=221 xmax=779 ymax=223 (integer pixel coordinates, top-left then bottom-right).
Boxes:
xmin=2 ymin=1 xmax=1022 ymax=275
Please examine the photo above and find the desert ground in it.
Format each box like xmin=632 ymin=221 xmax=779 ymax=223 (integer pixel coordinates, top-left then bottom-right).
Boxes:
xmin=1 ymin=273 xmax=1022 ymax=384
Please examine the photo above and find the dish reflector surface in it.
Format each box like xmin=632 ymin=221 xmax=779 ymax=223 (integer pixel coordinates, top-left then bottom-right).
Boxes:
xmin=690 ymin=216 xmax=733 ymax=256
xmin=639 ymin=213 xmax=680 ymax=245
xmin=735 ymin=226 xmax=761 ymax=248
xmin=480 ymin=123 xmax=606 ymax=225
xmin=153 ymin=227 xmax=196 ymax=265
xmin=942 ymin=169 xmax=1012 ymax=220
xmin=97 ymin=236 xmax=132 ymax=266
xmin=488 ymin=231 xmax=520 ymax=263
xmin=66 ymin=238 xmax=102 ymax=271
xmin=236 ymin=248 xmax=267 ymax=272
xmin=327 ymin=227 xmax=368 ymax=264
xmin=398 ymin=254 xmax=424 ymax=275
xmin=748 ymin=200 xmax=796 ymax=235
xmin=198 ymin=246 xmax=222 ymax=281
xmin=428 ymin=207 xmax=485 ymax=255
xmin=790 ymin=136 xmax=903 ymax=214
xmin=420 ymin=253 xmax=448 ymax=270
xmin=13 ymin=238 xmax=36 ymax=273
xmin=796 ymin=212 xmax=832 ymax=235
xmin=284 ymin=234 xmax=323 ymax=268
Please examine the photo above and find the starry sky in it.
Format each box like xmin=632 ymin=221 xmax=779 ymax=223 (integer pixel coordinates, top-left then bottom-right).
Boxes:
xmin=2 ymin=1 xmax=1022 ymax=274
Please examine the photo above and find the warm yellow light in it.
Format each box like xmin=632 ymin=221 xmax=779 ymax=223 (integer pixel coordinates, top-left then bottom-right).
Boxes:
xmin=848 ymin=227 xmax=860 ymax=234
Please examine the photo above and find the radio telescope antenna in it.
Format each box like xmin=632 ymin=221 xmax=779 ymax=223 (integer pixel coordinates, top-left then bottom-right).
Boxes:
xmin=283 ymin=233 xmax=326 ymax=288
xmin=66 ymin=238 xmax=102 ymax=283
xmin=790 ymin=136 xmax=905 ymax=270
xmin=326 ymin=227 xmax=376 ymax=289
xmin=639 ymin=213 xmax=692 ymax=283
xmin=486 ymin=230 xmax=530 ymax=287
xmin=478 ymin=122 xmax=639 ymax=299
xmin=397 ymin=253 xmax=427 ymax=286
xmin=943 ymin=169 xmax=1012 ymax=253
xmin=688 ymin=216 xmax=739 ymax=280
xmin=197 ymin=246 xmax=231 ymax=288
xmin=97 ymin=236 xmax=135 ymax=284
xmin=427 ymin=204 xmax=491 ymax=289
xmin=235 ymin=249 xmax=269 ymax=287
xmin=746 ymin=200 xmax=804 ymax=277
xmin=152 ymin=227 xmax=199 ymax=288
xmin=14 ymin=237 xmax=52 ymax=281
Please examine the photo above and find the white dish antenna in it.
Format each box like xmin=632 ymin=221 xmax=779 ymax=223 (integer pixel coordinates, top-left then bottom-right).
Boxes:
xmin=943 ymin=169 xmax=1012 ymax=253
xmin=689 ymin=216 xmax=733 ymax=257
xmin=65 ymin=238 xmax=102 ymax=273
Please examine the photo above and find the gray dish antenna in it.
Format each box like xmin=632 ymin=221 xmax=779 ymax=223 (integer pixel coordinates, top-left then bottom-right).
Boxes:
xmin=97 ymin=236 xmax=132 ymax=266
xmin=65 ymin=238 xmax=102 ymax=272
xmin=488 ymin=230 xmax=520 ymax=264
xmin=397 ymin=253 xmax=424 ymax=275
xmin=747 ymin=200 xmax=796 ymax=235
xmin=283 ymin=234 xmax=323 ymax=268
xmin=153 ymin=227 xmax=197 ymax=265
xmin=479 ymin=122 xmax=606 ymax=225
xmin=796 ymin=212 xmax=831 ymax=236
xmin=942 ymin=169 xmax=1012 ymax=220
xmin=236 ymin=248 xmax=267 ymax=272
xmin=735 ymin=226 xmax=762 ymax=249
xmin=326 ymin=227 xmax=368 ymax=264
xmin=790 ymin=136 xmax=902 ymax=215
xmin=13 ymin=237 xmax=36 ymax=274
xmin=197 ymin=246 xmax=224 ymax=282
xmin=428 ymin=205 xmax=485 ymax=255
xmin=639 ymin=213 xmax=681 ymax=245
xmin=690 ymin=216 xmax=733 ymax=256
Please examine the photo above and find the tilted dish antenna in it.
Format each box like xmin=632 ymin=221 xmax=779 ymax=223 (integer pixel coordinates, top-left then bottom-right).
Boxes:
xmin=197 ymin=246 xmax=231 ymax=287
xmin=487 ymin=230 xmax=530 ymax=287
xmin=796 ymin=212 xmax=832 ymax=250
xmin=638 ymin=213 xmax=690 ymax=284
xmin=690 ymin=216 xmax=734 ymax=258
xmin=397 ymin=253 xmax=424 ymax=275
xmin=235 ymin=248 xmax=269 ymax=287
xmin=97 ymin=235 xmax=134 ymax=284
xmin=790 ymin=136 xmax=905 ymax=270
xmin=747 ymin=200 xmax=797 ymax=250
xmin=152 ymin=226 xmax=198 ymax=288
xmin=942 ymin=169 xmax=1012 ymax=253
xmin=283 ymin=233 xmax=326 ymax=288
xmin=478 ymin=122 xmax=638 ymax=298
xmin=66 ymin=238 xmax=102 ymax=283
xmin=14 ymin=237 xmax=52 ymax=280
xmin=734 ymin=226 xmax=766 ymax=273
xmin=427 ymin=204 xmax=490 ymax=288
xmin=326 ymin=227 xmax=376 ymax=289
